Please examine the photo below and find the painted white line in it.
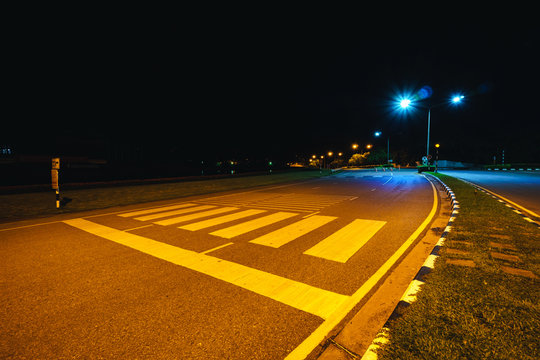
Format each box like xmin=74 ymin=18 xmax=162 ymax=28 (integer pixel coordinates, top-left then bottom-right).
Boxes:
xmin=210 ymin=212 xmax=297 ymax=239
xmin=124 ymin=224 xmax=153 ymax=232
xmin=0 ymin=220 xmax=62 ymax=232
xmin=250 ymin=215 xmax=337 ymax=248
xmin=303 ymin=219 xmax=386 ymax=263
xmin=63 ymin=218 xmax=349 ymax=319
xmin=135 ymin=205 xmax=216 ymax=222
xmin=467 ymin=181 xmax=540 ymax=219
xmin=382 ymin=176 xmax=393 ymax=185
xmin=200 ymin=242 xmax=234 ymax=255
xmin=302 ymin=211 xmax=320 ymax=219
xmin=154 ymin=207 xmax=238 ymax=226
xmin=118 ymin=203 xmax=197 ymax=217
xmin=285 ymin=177 xmax=438 ymax=359
xmin=179 ymin=209 xmax=266 ymax=231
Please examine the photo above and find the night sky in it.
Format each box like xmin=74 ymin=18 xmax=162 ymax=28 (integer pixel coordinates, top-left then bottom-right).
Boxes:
xmin=4 ymin=8 xmax=540 ymax=166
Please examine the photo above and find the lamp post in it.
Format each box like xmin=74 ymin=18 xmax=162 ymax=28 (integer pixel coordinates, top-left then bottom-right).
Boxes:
xmin=398 ymin=93 xmax=464 ymax=164
xmin=435 ymin=143 xmax=440 ymax=172
xmin=374 ymin=131 xmax=390 ymax=164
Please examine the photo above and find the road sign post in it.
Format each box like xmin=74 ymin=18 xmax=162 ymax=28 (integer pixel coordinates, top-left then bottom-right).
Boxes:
xmin=51 ymin=158 xmax=60 ymax=208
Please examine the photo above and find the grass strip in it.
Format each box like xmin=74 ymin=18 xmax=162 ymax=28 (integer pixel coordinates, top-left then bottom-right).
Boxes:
xmin=0 ymin=169 xmax=332 ymax=223
xmin=378 ymin=173 xmax=539 ymax=360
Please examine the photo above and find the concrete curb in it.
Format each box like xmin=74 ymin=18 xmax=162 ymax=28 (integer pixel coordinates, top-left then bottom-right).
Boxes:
xmin=457 ymin=179 xmax=540 ymax=228
xmin=360 ymin=174 xmax=458 ymax=360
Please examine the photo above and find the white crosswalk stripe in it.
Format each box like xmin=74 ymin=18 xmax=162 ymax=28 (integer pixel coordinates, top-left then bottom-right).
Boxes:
xmin=179 ymin=209 xmax=267 ymax=231
xmin=118 ymin=203 xmax=198 ymax=217
xmin=197 ymin=192 xmax=354 ymax=212
xmin=303 ymin=219 xmax=386 ymax=263
xmin=250 ymin=215 xmax=337 ymax=248
xmin=118 ymin=203 xmax=386 ymax=263
xmin=153 ymin=207 xmax=239 ymax=226
xmin=134 ymin=205 xmax=215 ymax=222
xmin=210 ymin=212 xmax=298 ymax=239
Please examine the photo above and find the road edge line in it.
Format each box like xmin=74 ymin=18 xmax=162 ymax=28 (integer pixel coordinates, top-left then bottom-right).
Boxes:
xmin=457 ymin=179 xmax=540 ymax=225
xmin=285 ymin=175 xmax=439 ymax=360
xmin=360 ymin=173 xmax=457 ymax=360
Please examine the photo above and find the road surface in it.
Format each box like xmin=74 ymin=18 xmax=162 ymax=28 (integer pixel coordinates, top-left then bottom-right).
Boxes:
xmin=1 ymin=169 xmax=439 ymax=359
xmin=439 ymin=170 xmax=540 ymax=219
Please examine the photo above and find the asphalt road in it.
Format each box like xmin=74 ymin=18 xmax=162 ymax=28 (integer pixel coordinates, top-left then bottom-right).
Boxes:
xmin=439 ymin=170 xmax=540 ymax=219
xmin=1 ymin=169 xmax=437 ymax=359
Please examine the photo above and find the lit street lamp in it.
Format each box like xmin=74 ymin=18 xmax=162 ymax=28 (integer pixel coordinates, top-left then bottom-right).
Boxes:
xmin=399 ymin=93 xmax=465 ymax=162
xmin=374 ymin=131 xmax=390 ymax=164
xmin=435 ymin=143 xmax=440 ymax=172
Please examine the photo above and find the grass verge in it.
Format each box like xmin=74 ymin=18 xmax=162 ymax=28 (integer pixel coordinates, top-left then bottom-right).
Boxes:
xmin=378 ymin=173 xmax=539 ymax=360
xmin=0 ymin=169 xmax=332 ymax=223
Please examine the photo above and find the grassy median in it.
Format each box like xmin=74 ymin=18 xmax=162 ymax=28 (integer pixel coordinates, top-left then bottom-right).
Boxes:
xmin=0 ymin=169 xmax=331 ymax=223
xmin=378 ymin=173 xmax=539 ymax=360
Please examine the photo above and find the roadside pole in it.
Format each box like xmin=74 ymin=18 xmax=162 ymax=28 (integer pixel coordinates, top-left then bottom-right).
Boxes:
xmin=51 ymin=157 xmax=60 ymax=208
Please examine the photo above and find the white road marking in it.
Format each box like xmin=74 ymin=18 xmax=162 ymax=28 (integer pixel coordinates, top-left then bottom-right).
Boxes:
xmin=200 ymin=242 xmax=234 ymax=255
xmin=63 ymin=218 xmax=349 ymax=319
xmin=135 ymin=205 xmax=216 ymax=222
xmin=118 ymin=203 xmax=197 ymax=218
xmin=210 ymin=212 xmax=297 ymax=239
xmin=250 ymin=215 xmax=337 ymax=248
xmin=123 ymin=224 xmax=154 ymax=232
xmin=153 ymin=207 xmax=238 ymax=226
xmin=303 ymin=219 xmax=386 ymax=263
xmin=179 ymin=209 xmax=267 ymax=231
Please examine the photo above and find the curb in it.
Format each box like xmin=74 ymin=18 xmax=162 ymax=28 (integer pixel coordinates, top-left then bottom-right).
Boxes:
xmin=360 ymin=174 xmax=458 ymax=360
xmin=457 ymin=179 xmax=540 ymax=228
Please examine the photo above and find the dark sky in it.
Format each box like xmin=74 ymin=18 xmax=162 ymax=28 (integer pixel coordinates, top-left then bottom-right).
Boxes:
xmin=5 ymin=7 xmax=540 ymax=164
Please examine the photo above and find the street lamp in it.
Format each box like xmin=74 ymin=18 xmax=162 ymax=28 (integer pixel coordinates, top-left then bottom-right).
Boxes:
xmin=452 ymin=95 xmax=465 ymax=103
xmin=374 ymin=131 xmax=390 ymax=164
xmin=398 ymin=93 xmax=465 ymax=161
xmin=435 ymin=143 xmax=440 ymax=172
xmin=400 ymin=99 xmax=411 ymax=108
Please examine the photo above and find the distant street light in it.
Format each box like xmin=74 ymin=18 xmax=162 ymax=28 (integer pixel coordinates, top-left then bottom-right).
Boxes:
xmin=452 ymin=95 xmax=465 ymax=103
xmin=435 ymin=143 xmax=440 ymax=172
xmin=374 ymin=131 xmax=390 ymax=164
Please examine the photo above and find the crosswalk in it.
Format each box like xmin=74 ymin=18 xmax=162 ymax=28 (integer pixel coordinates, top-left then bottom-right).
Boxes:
xmin=196 ymin=192 xmax=354 ymax=212
xmin=118 ymin=202 xmax=386 ymax=263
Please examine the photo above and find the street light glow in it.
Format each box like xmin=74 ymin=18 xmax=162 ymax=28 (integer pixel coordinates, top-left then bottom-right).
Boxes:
xmin=452 ymin=95 xmax=465 ymax=103
xmin=400 ymin=99 xmax=411 ymax=108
